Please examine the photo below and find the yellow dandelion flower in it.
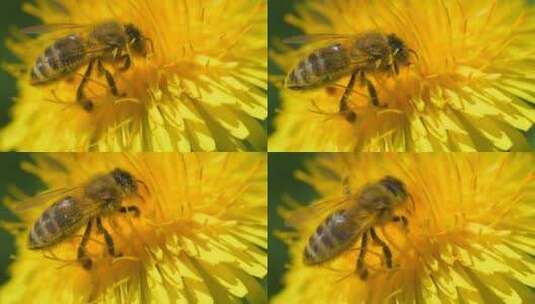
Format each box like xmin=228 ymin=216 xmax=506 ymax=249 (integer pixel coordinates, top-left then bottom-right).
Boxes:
xmin=1 ymin=0 xmax=267 ymax=151
xmin=270 ymin=0 xmax=535 ymax=151
xmin=273 ymin=153 xmax=535 ymax=303
xmin=0 ymin=153 xmax=267 ymax=303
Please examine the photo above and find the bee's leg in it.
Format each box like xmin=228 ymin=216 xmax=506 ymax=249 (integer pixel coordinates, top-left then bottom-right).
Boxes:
xmin=393 ymin=215 xmax=408 ymax=228
xmin=369 ymin=228 xmax=393 ymax=269
xmin=393 ymin=61 xmax=400 ymax=75
xmin=363 ymin=76 xmax=383 ymax=107
xmin=77 ymin=219 xmax=93 ymax=269
xmin=119 ymin=205 xmax=141 ymax=217
xmin=113 ymin=49 xmax=131 ymax=72
xmin=117 ymin=54 xmax=131 ymax=72
xmin=76 ymin=58 xmax=96 ymax=112
xmin=96 ymin=217 xmax=122 ymax=258
xmin=356 ymin=230 xmax=369 ymax=280
xmin=338 ymin=71 xmax=358 ymax=122
xmin=96 ymin=60 xmax=123 ymax=97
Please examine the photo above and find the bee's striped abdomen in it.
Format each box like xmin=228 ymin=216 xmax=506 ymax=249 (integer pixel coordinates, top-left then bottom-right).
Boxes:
xmin=28 ymin=196 xmax=83 ymax=249
xmin=303 ymin=210 xmax=360 ymax=265
xmin=30 ymin=34 xmax=86 ymax=85
xmin=286 ymin=43 xmax=352 ymax=90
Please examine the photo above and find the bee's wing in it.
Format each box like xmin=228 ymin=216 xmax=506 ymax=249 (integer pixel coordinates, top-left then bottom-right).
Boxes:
xmin=12 ymin=186 xmax=84 ymax=212
xmin=21 ymin=23 xmax=90 ymax=35
xmin=75 ymin=196 xmax=106 ymax=219
xmin=21 ymin=23 xmax=95 ymax=47
xmin=282 ymin=33 xmax=354 ymax=45
xmin=285 ymin=195 xmax=356 ymax=228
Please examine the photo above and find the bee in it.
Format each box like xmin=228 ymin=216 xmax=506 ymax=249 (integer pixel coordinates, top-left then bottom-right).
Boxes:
xmin=19 ymin=168 xmax=144 ymax=270
xmin=295 ymin=176 xmax=410 ymax=280
xmin=284 ymin=32 xmax=416 ymax=122
xmin=24 ymin=21 xmax=152 ymax=112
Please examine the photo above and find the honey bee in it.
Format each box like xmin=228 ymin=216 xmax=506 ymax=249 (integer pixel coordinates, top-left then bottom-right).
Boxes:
xmin=24 ymin=21 xmax=151 ymax=112
xmin=284 ymin=32 xmax=416 ymax=122
xmin=295 ymin=175 xmax=410 ymax=280
xmin=19 ymin=168 xmax=144 ymax=269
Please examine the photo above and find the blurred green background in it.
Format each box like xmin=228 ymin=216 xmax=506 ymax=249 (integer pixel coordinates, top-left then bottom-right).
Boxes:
xmin=0 ymin=0 xmax=39 ymax=287
xmin=0 ymin=153 xmax=41 ymax=285
xmin=268 ymin=153 xmax=317 ymax=299
xmin=0 ymin=0 xmax=37 ymax=133
xmin=267 ymin=0 xmax=535 ymax=148
xmin=267 ymin=0 xmax=303 ymax=136
xmin=267 ymin=5 xmax=313 ymax=297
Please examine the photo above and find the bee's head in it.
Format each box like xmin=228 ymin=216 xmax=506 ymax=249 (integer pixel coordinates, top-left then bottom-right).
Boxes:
xmin=124 ymin=23 xmax=149 ymax=56
xmin=111 ymin=168 xmax=138 ymax=195
xmin=387 ymin=33 xmax=411 ymax=66
xmin=380 ymin=175 xmax=408 ymax=202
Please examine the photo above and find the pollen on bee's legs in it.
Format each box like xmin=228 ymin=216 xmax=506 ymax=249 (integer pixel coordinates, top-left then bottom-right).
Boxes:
xmin=358 ymin=267 xmax=368 ymax=280
xmin=77 ymin=220 xmax=94 ymax=270
xmin=79 ymin=99 xmax=94 ymax=112
xmin=343 ymin=111 xmax=357 ymax=123
xmin=325 ymin=86 xmax=338 ymax=96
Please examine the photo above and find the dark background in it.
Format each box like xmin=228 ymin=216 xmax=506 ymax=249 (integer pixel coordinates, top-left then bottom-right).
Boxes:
xmin=267 ymin=0 xmax=303 ymax=135
xmin=267 ymin=2 xmax=309 ymax=299
xmin=0 ymin=1 xmax=37 ymax=132
xmin=267 ymin=153 xmax=316 ymax=299
xmin=0 ymin=0 xmax=40 ymax=286
xmin=0 ymin=153 xmax=40 ymax=285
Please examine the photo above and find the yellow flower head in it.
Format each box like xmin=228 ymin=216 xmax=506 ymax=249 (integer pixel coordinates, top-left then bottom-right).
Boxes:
xmin=274 ymin=153 xmax=535 ymax=303
xmin=270 ymin=0 xmax=535 ymax=151
xmin=2 ymin=0 xmax=267 ymax=151
xmin=0 ymin=153 xmax=267 ymax=303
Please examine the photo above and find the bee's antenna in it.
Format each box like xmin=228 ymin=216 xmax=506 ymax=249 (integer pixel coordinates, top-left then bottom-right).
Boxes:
xmin=144 ymin=37 xmax=154 ymax=55
xmin=135 ymin=179 xmax=150 ymax=197
xmin=133 ymin=193 xmax=146 ymax=204
xmin=407 ymin=193 xmax=416 ymax=215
